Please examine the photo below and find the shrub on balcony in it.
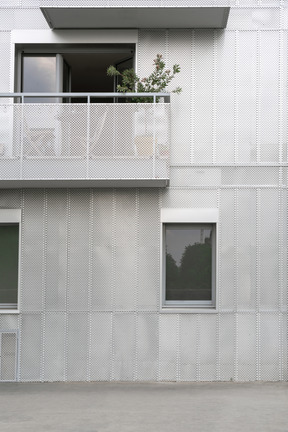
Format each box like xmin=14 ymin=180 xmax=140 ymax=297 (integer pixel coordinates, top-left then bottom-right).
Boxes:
xmin=107 ymin=54 xmax=182 ymax=102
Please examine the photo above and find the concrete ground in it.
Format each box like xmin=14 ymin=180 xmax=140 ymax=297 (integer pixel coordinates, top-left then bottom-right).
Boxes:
xmin=0 ymin=382 xmax=287 ymax=432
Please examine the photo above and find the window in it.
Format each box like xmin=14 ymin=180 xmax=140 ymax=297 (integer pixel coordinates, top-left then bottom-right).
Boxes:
xmin=22 ymin=55 xmax=57 ymax=103
xmin=161 ymin=209 xmax=218 ymax=309
xmin=16 ymin=44 xmax=135 ymax=102
xmin=0 ymin=210 xmax=21 ymax=311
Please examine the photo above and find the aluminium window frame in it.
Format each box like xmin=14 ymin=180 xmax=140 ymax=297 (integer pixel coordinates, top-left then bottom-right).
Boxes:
xmin=160 ymin=208 xmax=218 ymax=313
xmin=0 ymin=209 xmax=21 ymax=314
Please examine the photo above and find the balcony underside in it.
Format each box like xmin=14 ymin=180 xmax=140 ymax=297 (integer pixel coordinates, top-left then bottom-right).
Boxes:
xmin=41 ymin=6 xmax=230 ymax=30
xmin=0 ymin=178 xmax=168 ymax=188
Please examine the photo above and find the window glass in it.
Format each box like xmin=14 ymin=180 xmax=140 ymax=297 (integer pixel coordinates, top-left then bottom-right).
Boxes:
xmin=18 ymin=46 xmax=135 ymax=103
xmin=0 ymin=224 xmax=19 ymax=308
xmin=22 ymin=55 xmax=57 ymax=102
xmin=164 ymin=224 xmax=214 ymax=305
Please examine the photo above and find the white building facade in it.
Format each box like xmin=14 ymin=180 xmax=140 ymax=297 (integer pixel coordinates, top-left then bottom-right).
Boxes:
xmin=0 ymin=0 xmax=287 ymax=382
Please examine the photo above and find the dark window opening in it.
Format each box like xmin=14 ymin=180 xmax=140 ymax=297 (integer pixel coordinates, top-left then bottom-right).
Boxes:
xmin=0 ymin=224 xmax=19 ymax=309
xmin=164 ymin=223 xmax=216 ymax=306
xmin=18 ymin=44 xmax=135 ymax=103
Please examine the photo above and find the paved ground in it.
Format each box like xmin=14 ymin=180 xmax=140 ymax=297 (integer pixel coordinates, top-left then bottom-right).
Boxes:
xmin=0 ymin=381 xmax=287 ymax=432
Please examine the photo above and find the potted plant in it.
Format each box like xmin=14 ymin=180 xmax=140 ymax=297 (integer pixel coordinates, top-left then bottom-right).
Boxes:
xmin=107 ymin=53 xmax=182 ymax=101
xmin=107 ymin=54 xmax=182 ymax=157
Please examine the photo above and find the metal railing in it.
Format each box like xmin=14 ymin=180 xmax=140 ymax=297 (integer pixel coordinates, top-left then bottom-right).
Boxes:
xmin=0 ymin=92 xmax=170 ymax=102
xmin=0 ymin=92 xmax=170 ymax=185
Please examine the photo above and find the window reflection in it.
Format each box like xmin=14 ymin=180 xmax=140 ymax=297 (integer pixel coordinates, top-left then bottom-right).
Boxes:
xmin=0 ymin=224 xmax=19 ymax=307
xmin=165 ymin=224 xmax=213 ymax=301
xmin=22 ymin=56 xmax=56 ymax=102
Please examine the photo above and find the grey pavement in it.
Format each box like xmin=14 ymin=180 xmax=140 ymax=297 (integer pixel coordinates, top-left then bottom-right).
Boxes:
xmin=0 ymin=381 xmax=287 ymax=432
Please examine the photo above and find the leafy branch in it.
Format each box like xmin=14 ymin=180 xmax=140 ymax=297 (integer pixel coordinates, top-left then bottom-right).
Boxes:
xmin=107 ymin=54 xmax=182 ymax=102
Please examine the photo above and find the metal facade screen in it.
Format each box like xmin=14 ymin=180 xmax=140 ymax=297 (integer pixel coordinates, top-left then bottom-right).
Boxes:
xmin=0 ymin=0 xmax=287 ymax=382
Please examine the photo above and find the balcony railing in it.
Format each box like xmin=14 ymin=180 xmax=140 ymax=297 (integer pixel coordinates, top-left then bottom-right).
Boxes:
xmin=0 ymin=93 xmax=170 ymax=188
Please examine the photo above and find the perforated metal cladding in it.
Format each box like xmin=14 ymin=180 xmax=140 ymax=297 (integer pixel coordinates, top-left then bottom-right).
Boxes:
xmin=113 ymin=313 xmax=136 ymax=380
xmin=0 ymin=332 xmax=17 ymax=381
xmin=20 ymin=313 xmax=42 ymax=381
xmin=237 ymin=313 xmax=257 ymax=381
xmin=92 ymin=190 xmax=114 ymax=311
xmin=216 ymin=31 xmax=235 ymax=163
xmin=45 ymin=191 xmax=67 ymax=311
xmin=90 ymin=312 xmax=112 ymax=381
xmin=218 ymin=314 xmax=234 ymax=381
xmin=159 ymin=314 xmax=178 ymax=381
xmin=138 ymin=28 xmax=285 ymax=167
xmin=66 ymin=312 xmax=88 ymax=381
xmin=68 ymin=190 xmax=90 ymax=311
xmin=138 ymin=189 xmax=160 ymax=310
xmin=0 ymin=103 xmax=170 ymax=181
xmin=237 ymin=190 xmax=257 ymax=311
xmin=21 ymin=190 xmax=45 ymax=312
xmin=0 ymin=32 xmax=10 ymax=93
xmin=168 ymin=30 xmax=192 ymax=164
xmin=39 ymin=1 xmax=235 ymax=8
xmin=136 ymin=313 xmax=158 ymax=381
xmin=179 ymin=314 xmax=198 ymax=381
xmin=258 ymin=190 xmax=280 ymax=311
xmin=114 ymin=191 xmax=137 ymax=311
xmin=32 ymin=1 xmax=284 ymax=6
xmin=1 ymin=1 xmax=20 ymax=6
xmin=43 ymin=312 xmax=65 ymax=381
xmin=218 ymin=189 xmax=235 ymax=311
xmin=0 ymin=3 xmax=287 ymax=383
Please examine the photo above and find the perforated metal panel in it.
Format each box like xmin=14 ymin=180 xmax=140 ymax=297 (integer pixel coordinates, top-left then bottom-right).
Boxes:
xmin=0 ymin=331 xmax=18 ymax=382
xmin=43 ymin=312 xmax=65 ymax=381
xmin=0 ymin=32 xmax=11 ymax=93
xmin=138 ymin=189 xmax=160 ymax=310
xmin=0 ymin=103 xmax=170 ymax=184
xmin=136 ymin=313 xmax=158 ymax=381
xmin=92 ymin=190 xmax=114 ymax=311
xmin=39 ymin=0 xmax=234 ymax=8
xmin=19 ymin=314 xmax=42 ymax=381
xmin=113 ymin=313 xmax=135 ymax=381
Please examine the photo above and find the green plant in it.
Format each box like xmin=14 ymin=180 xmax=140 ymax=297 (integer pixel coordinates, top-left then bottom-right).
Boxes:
xmin=107 ymin=54 xmax=182 ymax=102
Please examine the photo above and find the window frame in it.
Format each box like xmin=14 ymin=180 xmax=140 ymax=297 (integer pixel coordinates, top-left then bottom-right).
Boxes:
xmin=11 ymin=29 xmax=138 ymax=94
xmin=15 ymin=43 xmax=136 ymax=97
xmin=160 ymin=208 xmax=218 ymax=312
xmin=0 ymin=209 xmax=21 ymax=313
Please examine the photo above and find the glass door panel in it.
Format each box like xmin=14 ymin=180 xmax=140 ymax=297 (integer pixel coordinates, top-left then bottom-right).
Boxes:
xmin=22 ymin=55 xmax=57 ymax=103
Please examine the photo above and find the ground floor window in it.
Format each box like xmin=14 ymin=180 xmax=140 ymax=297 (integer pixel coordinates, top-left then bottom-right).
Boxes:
xmin=0 ymin=210 xmax=20 ymax=310
xmin=161 ymin=209 xmax=218 ymax=309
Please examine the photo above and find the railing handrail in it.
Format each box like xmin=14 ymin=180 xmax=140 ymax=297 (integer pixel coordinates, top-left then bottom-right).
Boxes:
xmin=0 ymin=92 xmax=170 ymax=102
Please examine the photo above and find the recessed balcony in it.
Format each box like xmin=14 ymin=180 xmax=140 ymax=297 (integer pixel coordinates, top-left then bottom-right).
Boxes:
xmin=0 ymin=93 xmax=170 ymax=188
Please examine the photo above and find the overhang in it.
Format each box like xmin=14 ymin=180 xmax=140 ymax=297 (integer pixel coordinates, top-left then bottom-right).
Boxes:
xmin=40 ymin=7 xmax=230 ymax=30
xmin=0 ymin=179 xmax=169 ymax=189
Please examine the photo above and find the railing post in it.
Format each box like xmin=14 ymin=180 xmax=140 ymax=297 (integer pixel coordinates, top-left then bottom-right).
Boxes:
xmin=86 ymin=95 xmax=90 ymax=178
xmin=152 ymin=94 xmax=156 ymax=178
xmin=20 ymin=95 xmax=24 ymax=180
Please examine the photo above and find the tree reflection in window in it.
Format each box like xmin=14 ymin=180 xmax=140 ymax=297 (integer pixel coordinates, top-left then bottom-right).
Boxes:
xmin=165 ymin=224 xmax=213 ymax=302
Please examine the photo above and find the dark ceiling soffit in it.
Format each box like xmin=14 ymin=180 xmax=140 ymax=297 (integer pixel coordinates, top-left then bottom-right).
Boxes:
xmin=40 ymin=7 xmax=230 ymax=30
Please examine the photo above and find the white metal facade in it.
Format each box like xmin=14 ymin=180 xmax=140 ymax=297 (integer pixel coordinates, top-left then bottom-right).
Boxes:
xmin=0 ymin=0 xmax=287 ymax=382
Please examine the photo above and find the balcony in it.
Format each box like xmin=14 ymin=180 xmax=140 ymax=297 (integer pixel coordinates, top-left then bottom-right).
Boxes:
xmin=0 ymin=93 xmax=170 ymax=188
